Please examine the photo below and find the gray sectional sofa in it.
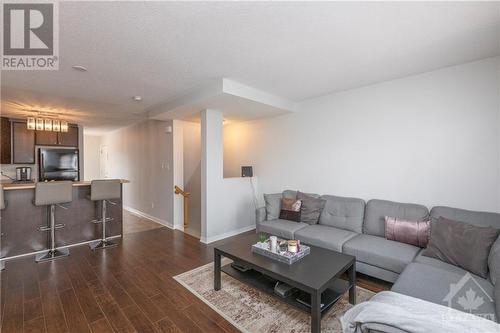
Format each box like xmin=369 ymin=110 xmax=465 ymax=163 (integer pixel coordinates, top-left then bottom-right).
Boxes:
xmin=256 ymin=191 xmax=500 ymax=321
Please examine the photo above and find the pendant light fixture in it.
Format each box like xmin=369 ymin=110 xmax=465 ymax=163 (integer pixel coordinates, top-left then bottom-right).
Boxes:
xmin=35 ymin=118 xmax=44 ymax=131
xmin=26 ymin=112 xmax=70 ymax=132
xmin=60 ymin=121 xmax=68 ymax=132
xmin=52 ymin=119 xmax=60 ymax=132
xmin=27 ymin=117 xmax=36 ymax=130
xmin=44 ymin=119 xmax=52 ymax=131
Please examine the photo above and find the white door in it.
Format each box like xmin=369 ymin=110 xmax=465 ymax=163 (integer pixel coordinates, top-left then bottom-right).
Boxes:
xmin=99 ymin=145 xmax=109 ymax=178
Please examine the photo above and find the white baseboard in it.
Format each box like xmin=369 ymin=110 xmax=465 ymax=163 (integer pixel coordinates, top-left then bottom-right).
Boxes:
xmin=123 ymin=206 xmax=174 ymax=229
xmin=200 ymin=225 xmax=256 ymax=244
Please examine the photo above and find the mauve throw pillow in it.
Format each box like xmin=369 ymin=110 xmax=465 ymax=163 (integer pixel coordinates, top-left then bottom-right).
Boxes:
xmin=279 ymin=198 xmax=302 ymax=222
xmin=384 ymin=217 xmax=430 ymax=248
xmin=297 ymin=191 xmax=326 ymax=225
xmin=422 ymin=217 xmax=500 ymax=278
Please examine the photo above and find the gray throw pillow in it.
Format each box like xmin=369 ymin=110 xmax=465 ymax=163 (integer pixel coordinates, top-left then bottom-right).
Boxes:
xmin=423 ymin=217 xmax=500 ymax=278
xmin=297 ymin=191 xmax=326 ymax=225
xmin=488 ymin=236 xmax=500 ymax=285
xmin=264 ymin=193 xmax=281 ymax=220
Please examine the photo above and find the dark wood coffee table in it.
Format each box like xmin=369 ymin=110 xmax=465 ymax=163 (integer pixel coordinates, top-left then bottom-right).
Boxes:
xmin=214 ymin=234 xmax=356 ymax=333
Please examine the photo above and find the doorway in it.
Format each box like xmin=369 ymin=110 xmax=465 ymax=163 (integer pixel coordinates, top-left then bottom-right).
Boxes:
xmin=99 ymin=145 xmax=109 ymax=178
xmin=183 ymin=121 xmax=201 ymax=238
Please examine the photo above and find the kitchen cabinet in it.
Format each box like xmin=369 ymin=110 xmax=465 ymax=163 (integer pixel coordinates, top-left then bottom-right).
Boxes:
xmin=35 ymin=130 xmax=58 ymax=145
xmin=35 ymin=124 xmax=79 ymax=147
xmin=58 ymin=125 xmax=79 ymax=146
xmin=12 ymin=121 xmax=35 ymax=164
xmin=0 ymin=117 xmax=12 ymax=164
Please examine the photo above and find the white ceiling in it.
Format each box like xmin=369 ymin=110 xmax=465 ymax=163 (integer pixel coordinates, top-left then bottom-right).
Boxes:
xmin=1 ymin=1 xmax=499 ymax=134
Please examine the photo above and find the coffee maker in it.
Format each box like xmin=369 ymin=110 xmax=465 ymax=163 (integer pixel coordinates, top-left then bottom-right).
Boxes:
xmin=16 ymin=167 xmax=32 ymax=182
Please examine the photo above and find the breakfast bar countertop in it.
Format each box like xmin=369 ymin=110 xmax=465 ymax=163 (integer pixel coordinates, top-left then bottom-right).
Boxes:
xmin=1 ymin=179 xmax=130 ymax=190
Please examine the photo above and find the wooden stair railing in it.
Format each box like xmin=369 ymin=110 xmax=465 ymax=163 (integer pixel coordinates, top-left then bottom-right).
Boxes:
xmin=174 ymin=186 xmax=191 ymax=227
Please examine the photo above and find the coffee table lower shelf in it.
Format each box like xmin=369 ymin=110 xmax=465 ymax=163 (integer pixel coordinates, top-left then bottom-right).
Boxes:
xmin=221 ymin=263 xmax=352 ymax=317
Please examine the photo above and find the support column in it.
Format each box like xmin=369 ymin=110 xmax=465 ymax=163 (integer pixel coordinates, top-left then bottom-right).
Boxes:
xmin=201 ymin=109 xmax=223 ymax=243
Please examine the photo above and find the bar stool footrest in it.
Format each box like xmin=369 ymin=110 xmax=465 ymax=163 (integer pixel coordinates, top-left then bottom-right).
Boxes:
xmin=38 ymin=224 xmax=65 ymax=231
xmin=35 ymin=248 xmax=70 ymax=263
xmin=89 ymin=239 xmax=117 ymax=251
xmin=90 ymin=218 xmax=113 ymax=224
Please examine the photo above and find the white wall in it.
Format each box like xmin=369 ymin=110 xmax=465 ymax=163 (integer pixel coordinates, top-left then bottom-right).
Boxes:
xmin=83 ymin=134 xmax=102 ymax=180
xmin=224 ymin=57 xmax=500 ymax=212
xmin=202 ymin=110 xmax=256 ymax=243
xmin=101 ymin=120 xmax=174 ymax=226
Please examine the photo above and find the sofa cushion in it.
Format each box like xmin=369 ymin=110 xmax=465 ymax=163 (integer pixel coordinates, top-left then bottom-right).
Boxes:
xmin=295 ymin=225 xmax=358 ymax=252
xmin=392 ymin=263 xmax=497 ymax=321
xmin=264 ymin=193 xmax=282 ymax=221
xmin=413 ymin=249 xmax=478 ymax=276
xmin=495 ymin=283 xmax=500 ymax=321
xmin=364 ymin=199 xmax=429 ymax=237
xmin=318 ymin=195 xmax=365 ymax=233
xmin=343 ymin=234 xmax=419 ymax=273
xmin=430 ymin=206 xmax=500 ymax=229
xmin=257 ymin=219 xmax=308 ymax=239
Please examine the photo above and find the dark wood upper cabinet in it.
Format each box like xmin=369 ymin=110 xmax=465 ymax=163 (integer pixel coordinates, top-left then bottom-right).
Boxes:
xmin=0 ymin=117 xmax=12 ymax=164
xmin=35 ymin=130 xmax=58 ymax=146
xmin=35 ymin=124 xmax=79 ymax=147
xmin=58 ymin=125 xmax=79 ymax=147
xmin=12 ymin=121 xmax=35 ymax=164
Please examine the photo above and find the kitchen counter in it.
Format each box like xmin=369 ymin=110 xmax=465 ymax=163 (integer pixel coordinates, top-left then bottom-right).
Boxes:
xmin=1 ymin=179 xmax=130 ymax=190
xmin=1 ymin=179 xmax=129 ymax=260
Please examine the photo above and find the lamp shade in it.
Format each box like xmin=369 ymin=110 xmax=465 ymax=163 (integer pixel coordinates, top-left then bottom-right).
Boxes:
xmin=60 ymin=121 xmax=68 ymax=132
xmin=44 ymin=119 xmax=52 ymax=131
xmin=36 ymin=118 xmax=44 ymax=131
xmin=52 ymin=119 xmax=60 ymax=132
xmin=27 ymin=117 xmax=36 ymax=130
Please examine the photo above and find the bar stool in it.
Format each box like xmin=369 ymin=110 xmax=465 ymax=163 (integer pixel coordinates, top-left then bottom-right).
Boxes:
xmin=89 ymin=179 xmax=121 ymax=250
xmin=1 ymin=185 xmax=5 ymax=270
xmin=35 ymin=181 xmax=73 ymax=262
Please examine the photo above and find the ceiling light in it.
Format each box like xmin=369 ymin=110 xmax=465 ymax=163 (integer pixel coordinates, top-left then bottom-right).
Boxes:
xmin=27 ymin=117 xmax=36 ymax=130
xmin=132 ymin=96 xmax=142 ymax=101
xmin=60 ymin=121 xmax=69 ymax=133
xmin=35 ymin=118 xmax=44 ymax=131
xmin=44 ymin=119 xmax=53 ymax=131
xmin=72 ymin=65 xmax=88 ymax=72
xmin=53 ymin=119 xmax=60 ymax=132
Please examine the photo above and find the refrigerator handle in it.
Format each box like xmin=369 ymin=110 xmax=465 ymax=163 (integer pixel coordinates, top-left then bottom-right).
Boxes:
xmin=40 ymin=153 xmax=44 ymax=180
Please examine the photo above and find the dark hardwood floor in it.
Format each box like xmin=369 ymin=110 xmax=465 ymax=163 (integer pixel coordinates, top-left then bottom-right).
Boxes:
xmin=0 ymin=215 xmax=391 ymax=333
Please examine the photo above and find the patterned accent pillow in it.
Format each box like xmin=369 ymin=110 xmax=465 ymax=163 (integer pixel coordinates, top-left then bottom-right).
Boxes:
xmin=279 ymin=198 xmax=302 ymax=222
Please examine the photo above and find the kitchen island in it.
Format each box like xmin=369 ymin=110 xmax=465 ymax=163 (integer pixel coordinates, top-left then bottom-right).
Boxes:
xmin=1 ymin=180 xmax=129 ymax=259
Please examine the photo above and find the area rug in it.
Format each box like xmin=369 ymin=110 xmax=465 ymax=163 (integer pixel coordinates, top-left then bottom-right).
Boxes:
xmin=174 ymin=260 xmax=375 ymax=333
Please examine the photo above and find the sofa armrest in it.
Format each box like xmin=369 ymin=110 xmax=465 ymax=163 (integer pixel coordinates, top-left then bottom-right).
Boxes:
xmin=256 ymin=207 xmax=266 ymax=225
